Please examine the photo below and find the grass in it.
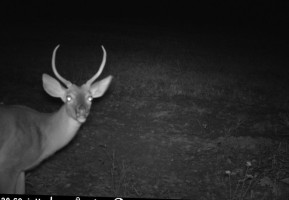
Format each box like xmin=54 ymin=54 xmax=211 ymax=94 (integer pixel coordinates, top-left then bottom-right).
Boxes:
xmin=222 ymin=139 xmax=289 ymax=200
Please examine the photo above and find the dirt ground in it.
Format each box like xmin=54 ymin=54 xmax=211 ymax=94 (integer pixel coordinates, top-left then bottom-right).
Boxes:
xmin=25 ymin=95 xmax=287 ymax=199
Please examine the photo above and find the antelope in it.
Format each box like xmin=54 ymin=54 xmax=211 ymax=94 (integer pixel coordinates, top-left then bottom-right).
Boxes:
xmin=0 ymin=45 xmax=113 ymax=194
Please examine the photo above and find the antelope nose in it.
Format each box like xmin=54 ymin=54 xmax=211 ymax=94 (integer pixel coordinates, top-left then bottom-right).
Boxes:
xmin=77 ymin=105 xmax=87 ymax=116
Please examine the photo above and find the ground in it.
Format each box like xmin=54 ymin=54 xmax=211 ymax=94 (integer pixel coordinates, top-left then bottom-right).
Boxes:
xmin=0 ymin=23 xmax=289 ymax=199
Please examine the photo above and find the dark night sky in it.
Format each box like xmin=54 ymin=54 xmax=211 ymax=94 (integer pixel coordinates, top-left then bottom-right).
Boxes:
xmin=0 ymin=1 xmax=288 ymax=31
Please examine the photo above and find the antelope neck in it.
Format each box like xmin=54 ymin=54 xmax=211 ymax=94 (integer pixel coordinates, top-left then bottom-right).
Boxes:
xmin=40 ymin=105 xmax=82 ymax=160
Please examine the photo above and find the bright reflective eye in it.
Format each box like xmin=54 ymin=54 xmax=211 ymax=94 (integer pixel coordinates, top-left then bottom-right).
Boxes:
xmin=88 ymin=96 xmax=93 ymax=102
xmin=66 ymin=95 xmax=72 ymax=102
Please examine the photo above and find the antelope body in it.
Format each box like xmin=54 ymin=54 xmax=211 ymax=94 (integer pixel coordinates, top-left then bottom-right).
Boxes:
xmin=0 ymin=45 xmax=112 ymax=194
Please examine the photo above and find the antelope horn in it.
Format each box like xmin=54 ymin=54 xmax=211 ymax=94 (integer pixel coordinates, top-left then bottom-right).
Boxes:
xmin=85 ymin=45 xmax=107 ymax=86
xmin=52 ymin=45 xmax=72 ymax=87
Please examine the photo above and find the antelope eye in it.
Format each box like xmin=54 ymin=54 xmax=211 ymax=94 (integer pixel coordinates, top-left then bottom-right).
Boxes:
xmin=88 ymin=96 xmax=93 ymax=102
xmin=66 ymin=95 xmax=72 ymax=102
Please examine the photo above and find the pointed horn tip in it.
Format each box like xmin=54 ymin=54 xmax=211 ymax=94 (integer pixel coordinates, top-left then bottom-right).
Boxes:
xmin=101 ymin=45 xmax=106 ymax=52
xmin=54 ymin=44 xmax=60 ymax=50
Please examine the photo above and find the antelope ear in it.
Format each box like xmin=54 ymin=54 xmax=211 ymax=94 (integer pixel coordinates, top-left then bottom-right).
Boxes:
xmin=90 ymin=75 xmax=113 ymax=98
xmin=42 ymin=73 xmax=67 ymax=102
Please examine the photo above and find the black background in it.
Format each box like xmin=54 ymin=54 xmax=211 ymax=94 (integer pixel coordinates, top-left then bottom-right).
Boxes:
xmin=1 ymin=1 xmax=288 ymax=32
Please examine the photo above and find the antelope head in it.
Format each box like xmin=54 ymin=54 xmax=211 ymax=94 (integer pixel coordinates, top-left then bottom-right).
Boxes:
xmin=42 ymin=45 xmax=112 ymax=123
